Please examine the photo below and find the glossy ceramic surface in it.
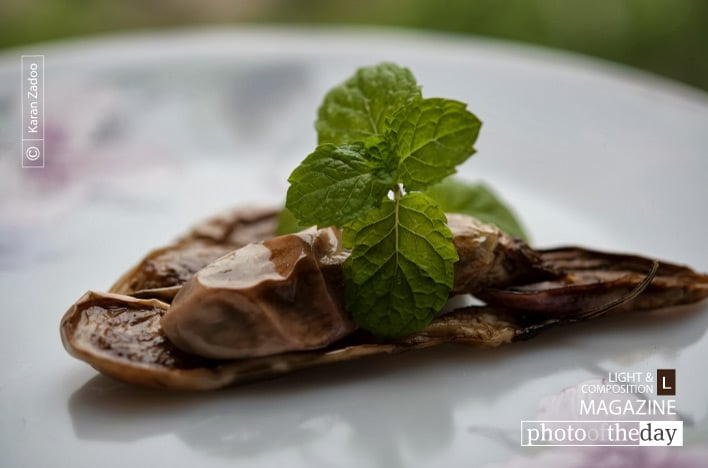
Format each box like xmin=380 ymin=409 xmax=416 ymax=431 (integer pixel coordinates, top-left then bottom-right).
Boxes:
xmin=1 ymin=28 xmax=707 ymax=467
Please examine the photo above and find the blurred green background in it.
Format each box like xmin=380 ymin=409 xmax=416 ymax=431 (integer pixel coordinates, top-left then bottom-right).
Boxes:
xmin=3 ymin=0 xmax=707 ymax=90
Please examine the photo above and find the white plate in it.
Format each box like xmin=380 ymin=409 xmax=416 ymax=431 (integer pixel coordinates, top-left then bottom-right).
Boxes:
xmin=1 ymin=27 xmax=707 ymax=467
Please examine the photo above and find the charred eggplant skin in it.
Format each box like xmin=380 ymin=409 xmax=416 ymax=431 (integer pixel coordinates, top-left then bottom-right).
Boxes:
xmin=59 ymin=291 xmax=535 ymax=390
xmin=158 ymin=213 xmax=707 ymax=361
xmin=110 ymin=207 xmax=278 ymax=299
xmin=60 ymin=208 xmax=708 ymax=390
xmin=157 ymin=213 xmax=546 ymax=359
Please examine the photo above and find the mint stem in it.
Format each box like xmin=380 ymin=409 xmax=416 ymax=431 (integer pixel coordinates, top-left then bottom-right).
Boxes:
xmin=393 ymin=185 xmax=402 ymax=270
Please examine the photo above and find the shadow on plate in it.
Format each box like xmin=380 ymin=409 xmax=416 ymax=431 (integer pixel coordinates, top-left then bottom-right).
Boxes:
xmin=67 ymin=303 xmax=708 ymax=467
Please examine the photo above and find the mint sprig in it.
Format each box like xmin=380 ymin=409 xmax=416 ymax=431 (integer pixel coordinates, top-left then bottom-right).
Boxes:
xmin=286 ymin=63 xmax=482 ymax=338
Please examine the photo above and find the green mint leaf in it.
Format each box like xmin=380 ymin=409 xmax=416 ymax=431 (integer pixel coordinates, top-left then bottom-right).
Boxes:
xmin=342 ymin=192 xmax=458 ymax=338
xmin=286 ymin=143 xmax=393 ymax=228
xmin=316 ymin=63 xmax=421 ymax=145
xmin=426 ymin=178 xmax=528 ymax=241
xmin=275 ymin=207 xmax=310 ymax=235
xmin=391 ymin=98 xmax=481 ymax=191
